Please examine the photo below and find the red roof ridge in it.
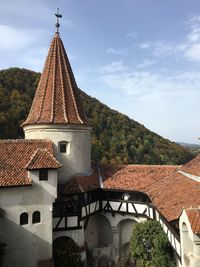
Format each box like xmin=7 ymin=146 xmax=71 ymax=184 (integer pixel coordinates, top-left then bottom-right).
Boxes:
xmin=100 ymin=163 xmax=181 ymax=168
xmin=26 ymin=148 xmax=61 ymax=170
xmin=22 ymin=33 xmax=88 ymax=126
xmin=0 ymin=139 xmax=52 ymax=144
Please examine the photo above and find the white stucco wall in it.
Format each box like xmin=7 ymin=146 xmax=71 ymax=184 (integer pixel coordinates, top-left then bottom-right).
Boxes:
xmin=85 ymin=214 xmax=113 ymax=249
xmin=0 ymin=169 xmax=57 ymax=267
xmin=179 ymin=210 xmax=200 ymax=267
xmin=23 ymin=124 xmax=92 ymax=184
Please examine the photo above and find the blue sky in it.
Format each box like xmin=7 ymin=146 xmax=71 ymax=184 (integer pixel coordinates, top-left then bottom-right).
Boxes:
xmin=0 ymin=0 xmax=200 ymax=144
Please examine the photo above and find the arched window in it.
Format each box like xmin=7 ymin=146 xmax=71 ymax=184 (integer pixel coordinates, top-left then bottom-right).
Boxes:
xmin=20 ymin=212 xmax=28 ymax=225
xmin=32 ymin=211 xmax=41 ymax=224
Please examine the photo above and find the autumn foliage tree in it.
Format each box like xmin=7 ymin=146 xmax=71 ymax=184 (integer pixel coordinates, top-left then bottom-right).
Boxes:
xmin=0 ymin=68 xmax=194 ymax=165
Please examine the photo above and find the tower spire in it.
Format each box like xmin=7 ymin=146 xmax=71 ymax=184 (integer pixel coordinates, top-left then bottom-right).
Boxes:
xmin=55 ymin=8 xmax=62 ymax=33
xmin=22 ymin=25 xmax=88 ymax=126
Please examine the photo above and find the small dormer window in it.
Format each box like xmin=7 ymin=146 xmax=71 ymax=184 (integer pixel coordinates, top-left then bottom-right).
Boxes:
xmin=39 ymin=169 xmax=48 ymax=181
xmin=59 ymin=141 xmax=70 ymax=154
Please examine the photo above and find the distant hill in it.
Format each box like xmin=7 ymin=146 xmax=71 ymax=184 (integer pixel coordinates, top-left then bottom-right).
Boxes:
xmin=177 ymin=142 xmax=200 ymax=156
xmin=0 ymin=68 xmax=193 ymax=165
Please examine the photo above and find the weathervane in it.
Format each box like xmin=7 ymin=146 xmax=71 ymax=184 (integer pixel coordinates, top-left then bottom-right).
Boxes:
xmin=55 ymin=8 xmax=62 ymax=33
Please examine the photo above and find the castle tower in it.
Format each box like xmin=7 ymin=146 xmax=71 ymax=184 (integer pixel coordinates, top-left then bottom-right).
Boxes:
xmin=22 ymin=30 xmax=92 ymax=183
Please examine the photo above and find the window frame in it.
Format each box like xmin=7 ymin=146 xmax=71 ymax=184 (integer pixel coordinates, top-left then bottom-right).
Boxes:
xmin=20 ymin=212 xmax=28 ymax=226
xmin=60 ymin=143 xmax=67 ymax=153
xmin=59 ymin=141 xmax=70 ymax=154
xmin=32 ymin=211 xmax=41 ymax=224
xmin=39 ymin=169 xmax=48 ymax=181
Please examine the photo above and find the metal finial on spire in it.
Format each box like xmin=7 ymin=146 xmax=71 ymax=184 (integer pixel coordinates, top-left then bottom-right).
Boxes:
xmin=55 ymin=8 xmax=62 ymax=33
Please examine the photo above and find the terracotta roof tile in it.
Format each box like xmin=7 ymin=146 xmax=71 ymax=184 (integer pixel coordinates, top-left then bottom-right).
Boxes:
xmin=103 ymin=165 xmax=179 ymax=192
xmin=0 ymin=139 xmax=59 ymax=187
xmin=26 ymin=148 xmax=61 ymax=170
xmin=102 ymin=163 xmax=200 ymax=222
xmin=61 ymin=167 xmax=100 ymax=194
xmin=186 ymin=208 xmax=200 ymax=234
xmin=181 ymin=154 xmax=200 ymax=177
xmin=147 ymin=172 xmax=200 ymax=221
xmin=22 ymin=33 xmax=88 ymax=126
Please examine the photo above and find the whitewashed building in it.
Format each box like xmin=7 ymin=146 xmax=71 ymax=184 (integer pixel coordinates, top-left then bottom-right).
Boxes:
xmin=0 ymin=15 xmax=200 ymax=267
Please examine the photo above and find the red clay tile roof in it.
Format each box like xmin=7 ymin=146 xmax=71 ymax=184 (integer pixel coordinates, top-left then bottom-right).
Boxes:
xmin=186 ymin=208 xmax=200 ymax=234
xmin=26 ymin=148 xmax=61 ymax=170
xmin=102 ymin=163 xmax=200 ymax=221
xmin=59 ymin=157 xmax=200 ymax=223
xmin=22 ymin=32 xmax=87 ymax=126
xmin=0 ymin=139 xmax=59 ymax=187
xmin=61 ymin=167 xmax=100 ymax=194
xmin=147 ymin=171 xmax=200 ymax=221
xmin=103 ymin=165 xmax=179 ymax=192
xmin=181 ymin=154 xmax=200 ymax=177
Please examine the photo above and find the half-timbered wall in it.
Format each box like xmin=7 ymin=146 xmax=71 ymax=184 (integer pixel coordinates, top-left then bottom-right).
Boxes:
xmin=53 ymin=189 xmax=182 ymax=265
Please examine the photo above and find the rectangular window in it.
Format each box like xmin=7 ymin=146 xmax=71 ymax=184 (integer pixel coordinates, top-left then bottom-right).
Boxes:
xmin=60 ymin=143 xmax=67 ymax=153
xmin=39 ymin=169 xmax=48 ymax=181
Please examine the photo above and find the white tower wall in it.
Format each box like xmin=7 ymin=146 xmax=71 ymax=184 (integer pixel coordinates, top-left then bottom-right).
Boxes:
xmin=23 ymin=124 xmax=92 ymax=184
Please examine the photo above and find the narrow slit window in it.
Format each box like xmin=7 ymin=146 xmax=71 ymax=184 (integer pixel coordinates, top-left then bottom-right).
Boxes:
xmin=39 ymin=169 xmax=48 ymax=181
xmin=32 ymin=211 xmax=41 ymax=224
xmin=20 ymin=212 xmax=28 ymax=225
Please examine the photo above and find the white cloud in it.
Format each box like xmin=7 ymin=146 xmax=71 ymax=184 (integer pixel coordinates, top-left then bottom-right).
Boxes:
xmin=187 ymin=14 xmax=200 ymax=42
xmin=136 ymin=59 xmax=155 ymax=69
xmin=126 ymin=32 xmax=137 ymax=38
xmin=137 ymin=14 xmax=200 ymax=63
xmin=106 ymin=47 xmax=128 ymax=56
xmin=139 ymin=43 xmax=151 ymax=49
xmin=20 ymin=47 xmax=47 ymax=71
xmin=0 ymin=25 xmax=46 ymax=51
xmin=99 ymin=61 xmax=127 ymax=73
xmin=153 ymin=42 xmax=177 ymax=57
xmin=99 ymin=61 xmax=200 ymax=101
xmin=184 ymin=43 xmax=200 ymax=62
xmin=139 ymin=41 xmax=182 ymax=58
xmin=0 ymin=0 xmax=51 ymax=23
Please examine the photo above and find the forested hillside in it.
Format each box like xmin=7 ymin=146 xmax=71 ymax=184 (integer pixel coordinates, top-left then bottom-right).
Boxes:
xmin=0 ymin=68 xmax=193 ymax=165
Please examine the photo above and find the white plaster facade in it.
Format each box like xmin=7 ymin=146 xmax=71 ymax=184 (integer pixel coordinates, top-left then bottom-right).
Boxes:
xmin=179 ymin=210 xmax=200 ymax=267
xmin=0 ymin=169 xmax=57 ymax=267
xmin=84 ymin=212 xmax=146 ymax=265
xmin=23 ymin=124 xmax=92 ymax=183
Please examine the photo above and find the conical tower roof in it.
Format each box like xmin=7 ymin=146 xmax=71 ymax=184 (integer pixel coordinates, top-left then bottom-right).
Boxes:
xmin=22 ymin=33 xmax=88 ymax=126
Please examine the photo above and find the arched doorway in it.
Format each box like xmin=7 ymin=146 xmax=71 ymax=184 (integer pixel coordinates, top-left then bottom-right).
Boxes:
xmin=53 ymin=236 xmax=82 ymax=267
xmin=85 ymin=214 xmax=114 ymax=267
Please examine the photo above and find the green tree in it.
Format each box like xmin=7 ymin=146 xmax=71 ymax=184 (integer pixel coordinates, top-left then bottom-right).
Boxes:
xmin=129 ymin=220 xmax=176 ymax=267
